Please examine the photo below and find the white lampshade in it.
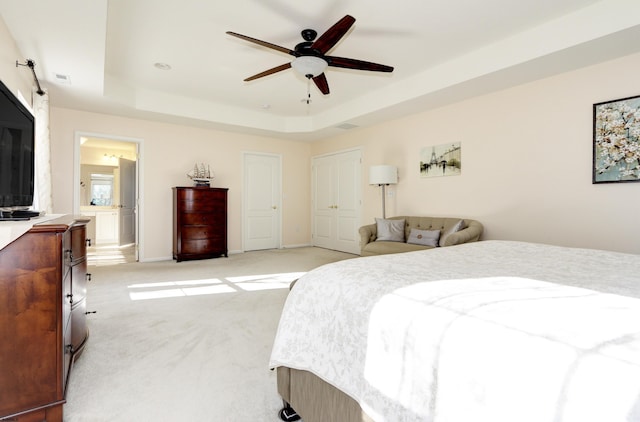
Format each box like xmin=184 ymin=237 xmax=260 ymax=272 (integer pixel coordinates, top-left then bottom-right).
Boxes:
xmin=369 ymin=165 xmax=398 ymax=185
xmin=291 ymin=56 xmax=328 ymax=78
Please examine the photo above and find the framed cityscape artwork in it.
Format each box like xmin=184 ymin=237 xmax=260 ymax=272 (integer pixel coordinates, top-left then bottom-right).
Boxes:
xmin=420 ymin=142 xmax=461 ymax=178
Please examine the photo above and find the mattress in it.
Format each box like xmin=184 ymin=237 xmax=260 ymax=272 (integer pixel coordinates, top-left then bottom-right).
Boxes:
xmin=270 ymin=241 xmax=640 ymax=422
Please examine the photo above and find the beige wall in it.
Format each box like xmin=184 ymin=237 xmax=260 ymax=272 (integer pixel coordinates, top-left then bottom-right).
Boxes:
xmin=313 ymin=52 xmax=640 ymax=254
xmin=4 ymin=13 xmax=640 ymax=257
xmin=0 ymin=17 xmax=33 ymax=110
xmin=49 ymin=108 xmax=312 ymax=260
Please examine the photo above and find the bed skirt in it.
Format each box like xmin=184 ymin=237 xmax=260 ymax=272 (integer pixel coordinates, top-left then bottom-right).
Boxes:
xmin=277 ymin=367 xmax=374 ymax=422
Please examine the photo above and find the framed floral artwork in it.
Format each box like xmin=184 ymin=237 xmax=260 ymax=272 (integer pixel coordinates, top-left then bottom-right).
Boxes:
xmin=593 ymin=94 xmax=640 ymax=183
xmin=419 ymin=142 xmax=461 ymax=178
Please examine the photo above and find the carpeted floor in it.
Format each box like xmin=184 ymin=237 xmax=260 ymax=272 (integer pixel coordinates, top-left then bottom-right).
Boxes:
xmin=64 ymin=247 xmax=355 ymax=422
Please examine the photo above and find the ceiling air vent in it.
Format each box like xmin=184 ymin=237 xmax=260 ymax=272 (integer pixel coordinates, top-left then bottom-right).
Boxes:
xmin=53 ymin=73 xmax=71 ymax=85
xmin=336 ymin=123 xmax=358 ymax=130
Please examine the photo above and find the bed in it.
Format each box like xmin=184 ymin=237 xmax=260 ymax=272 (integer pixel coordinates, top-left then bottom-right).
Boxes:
xmin=269 ymin=240 xmax=640 ymax=422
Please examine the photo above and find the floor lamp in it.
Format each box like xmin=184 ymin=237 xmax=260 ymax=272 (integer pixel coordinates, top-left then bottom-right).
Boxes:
xmin=369 ymin=165 xmax=398 ymax=218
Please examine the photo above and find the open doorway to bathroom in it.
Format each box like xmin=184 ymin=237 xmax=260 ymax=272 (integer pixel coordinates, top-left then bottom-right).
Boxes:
xmin=74 ymin=133 xmax=141 ymax=265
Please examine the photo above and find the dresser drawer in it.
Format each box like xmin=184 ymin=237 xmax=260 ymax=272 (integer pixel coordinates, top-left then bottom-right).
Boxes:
xmin=71 ymin=260 xmax=88 ymax=304
xmin=180 ymin=212 xmax=224 ymax=226
xmin=176 ymin=187 xmax=226 ymax=202
xmin=62 ymin=230 xmax=71 ymax=280
xmin=180 ymin=226 xmax=225 ymax=240
xmin=70 ymin=298 xmax=88 ymax=353
xmin=178 ymin=197 xmax=225 ymax=212
xmin=180 ymin=239 xmax=226 ymax=255
xmin=63 ymin=272 xmax=72 ymax=332
xmin=69 ymin=225 xmax=86 ymax=263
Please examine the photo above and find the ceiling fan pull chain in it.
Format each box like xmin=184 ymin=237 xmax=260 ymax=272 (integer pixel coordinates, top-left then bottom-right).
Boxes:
xmin=302 ymin=78 xmax=312 ymax=113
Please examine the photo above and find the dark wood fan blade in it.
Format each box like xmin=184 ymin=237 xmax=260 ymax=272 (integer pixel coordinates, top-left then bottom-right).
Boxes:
xmin=311 ymin=15 xmax=356 ymax=54
xmin=244 ymin=63 xmax=292 ymax=81
xmin=327 ymin=56 xmax=394 ymax=72
xmin=226 ymin=31 xmax=295 ymax=56
xmin=312 ymin=73 xmax=330 ymax=95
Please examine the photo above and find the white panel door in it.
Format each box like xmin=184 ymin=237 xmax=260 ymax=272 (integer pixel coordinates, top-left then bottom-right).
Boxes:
xmin=312 ymin=149 xmax=361 ymax=254
xmin=334 ymin=150 xmax=361 ymax=254
xmin=118 ymin=157 xmax=136 ymax=246
xmin=312 ymin=155 xmax=335 ymax=250
xmin=244 ymin=153 xmax=281 ymax=251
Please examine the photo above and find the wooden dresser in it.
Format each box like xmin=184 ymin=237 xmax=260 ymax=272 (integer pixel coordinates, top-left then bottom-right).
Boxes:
xmin=0 ymin=216 xmax=90 ymax=422
xmin=173 ymin=187 xmax=228 ymax=262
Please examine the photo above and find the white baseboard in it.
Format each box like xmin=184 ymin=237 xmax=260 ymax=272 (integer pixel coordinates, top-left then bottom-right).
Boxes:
xmin=139 ymin=255 xmax=173 ymax=263
xmin=281 ymin=243 xmax=313 ymax=249
xmin=140 ymin=246 xmax=314 ymax=261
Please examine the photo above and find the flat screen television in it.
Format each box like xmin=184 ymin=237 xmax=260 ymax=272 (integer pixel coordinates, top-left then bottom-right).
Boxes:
xmin=0 ymin=80 xmax=35 ymax=217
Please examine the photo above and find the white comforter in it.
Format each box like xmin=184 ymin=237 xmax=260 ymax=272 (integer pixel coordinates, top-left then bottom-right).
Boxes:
xmin=269 ymin=241 xmax=640 ymax=422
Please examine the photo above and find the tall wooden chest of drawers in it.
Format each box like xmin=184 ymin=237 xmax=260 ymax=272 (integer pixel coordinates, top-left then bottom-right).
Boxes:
xmin=173 ymin=187 xmax=228 ymax=262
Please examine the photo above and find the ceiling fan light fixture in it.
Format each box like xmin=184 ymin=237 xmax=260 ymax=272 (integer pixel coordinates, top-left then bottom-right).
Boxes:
xmin=227 ymin=15 xmax=393 ymax=95
xmin=291 ymin=56 xmax=328 ymax=78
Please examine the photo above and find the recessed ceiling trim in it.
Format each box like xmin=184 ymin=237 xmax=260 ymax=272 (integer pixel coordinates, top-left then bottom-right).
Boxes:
xmin=6 ymin=0 xmax=640 ymax=142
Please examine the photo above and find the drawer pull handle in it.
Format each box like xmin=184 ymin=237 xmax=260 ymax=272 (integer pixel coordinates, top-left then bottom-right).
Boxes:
xmin=66 ymin=293 xmax=73 ymax=304
xmin=87 ymin=273 xmax=92 ymax=281
xmin=85 ymin=311 xmax=97 ymax=315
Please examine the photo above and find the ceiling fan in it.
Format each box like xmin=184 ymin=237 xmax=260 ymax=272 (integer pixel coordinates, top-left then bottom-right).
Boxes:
xmin=226 ymin=15 xmax=394 ymax=95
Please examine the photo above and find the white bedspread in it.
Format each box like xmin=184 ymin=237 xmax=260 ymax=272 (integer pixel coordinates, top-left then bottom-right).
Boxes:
xmin=269 ymin=241 xmax=640 ymax=422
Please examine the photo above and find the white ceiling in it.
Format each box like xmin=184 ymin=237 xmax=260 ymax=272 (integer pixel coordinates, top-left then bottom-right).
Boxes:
xmin=2 ymin=0 xmax=640 ymax=141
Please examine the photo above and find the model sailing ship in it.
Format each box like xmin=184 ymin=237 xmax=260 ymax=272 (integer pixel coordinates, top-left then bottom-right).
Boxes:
xmin=187 ymin=163 xmax=214 ymax=186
